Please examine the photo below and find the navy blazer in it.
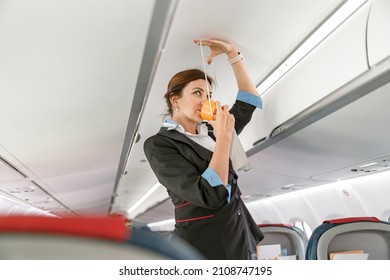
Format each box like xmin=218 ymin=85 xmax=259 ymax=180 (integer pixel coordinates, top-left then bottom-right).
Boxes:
xmin=144 ymin=100 xmax=264 ymax=259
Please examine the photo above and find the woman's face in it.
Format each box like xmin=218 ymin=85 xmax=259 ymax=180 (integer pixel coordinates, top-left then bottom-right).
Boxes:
xmin=172 ymin=79 xmax=212 ymax=124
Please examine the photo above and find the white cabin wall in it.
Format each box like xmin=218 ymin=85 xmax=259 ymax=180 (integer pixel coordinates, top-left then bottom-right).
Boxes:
xmin=247 ymin=169 xmax=390 ymax=232
xmin=346 ymin=171 xmax=390 ymax=221
xmin=247 ymin=183 xmax=352 ymax=230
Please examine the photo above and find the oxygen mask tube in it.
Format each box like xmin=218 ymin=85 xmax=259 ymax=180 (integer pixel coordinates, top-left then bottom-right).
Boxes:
xmin=198 ymin=41 xmax=251 ymax=171
xmin=199 ymin=41 xmax=216 ymax=120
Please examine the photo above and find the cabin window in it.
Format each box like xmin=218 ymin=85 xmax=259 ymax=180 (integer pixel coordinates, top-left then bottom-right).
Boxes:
xmin=293 ymin=220 xmax=313 ymax=239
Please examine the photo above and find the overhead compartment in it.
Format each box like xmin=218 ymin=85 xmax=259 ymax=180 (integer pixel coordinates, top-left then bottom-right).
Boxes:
xmin=238 ymin=1 xmax=390 ymax=199
xmin=257 ymin=2 xmax=372 ymax=142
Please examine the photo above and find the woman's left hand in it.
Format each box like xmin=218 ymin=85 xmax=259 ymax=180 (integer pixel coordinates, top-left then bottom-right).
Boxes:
xmin=208 ymin=102 xmax=235 ymax=141
xmin=194 ymin=38 xmax=237 ymax=64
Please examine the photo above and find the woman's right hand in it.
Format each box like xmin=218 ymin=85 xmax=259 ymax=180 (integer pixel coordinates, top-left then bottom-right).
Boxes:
xmin=194 ymin=38 xmax=237 ymax=64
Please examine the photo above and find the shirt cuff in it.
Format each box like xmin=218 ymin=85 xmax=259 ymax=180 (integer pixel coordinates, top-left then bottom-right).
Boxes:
xmin=202 ymin=167 xmax=232 ymax=203
xmin=202 ymin=167 xmax=223 ymax=187
xmin=237 ymin=90 xmax=263 ymax=109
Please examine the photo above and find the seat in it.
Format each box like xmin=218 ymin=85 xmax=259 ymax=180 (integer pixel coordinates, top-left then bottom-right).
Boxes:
xmin=0 ymin=215 xmax=203 ymax=259
xmin=305 ymin=217 xmax=390 ymax=260
xmin=258 ymin=224 xmax=308 ymax=260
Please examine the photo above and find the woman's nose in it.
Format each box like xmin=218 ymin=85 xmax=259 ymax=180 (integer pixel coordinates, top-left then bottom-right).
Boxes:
xmin=202 ymin=95 xmax=212 ymax=103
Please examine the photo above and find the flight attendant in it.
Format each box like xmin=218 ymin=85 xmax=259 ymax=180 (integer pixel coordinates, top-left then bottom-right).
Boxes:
xmin=144 ymin=38 xmax=264 ymax=259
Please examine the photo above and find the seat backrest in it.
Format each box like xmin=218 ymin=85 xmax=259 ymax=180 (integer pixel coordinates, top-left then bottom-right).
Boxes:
xmin=306 ymin=217 xmax=390 ymax=260
xmin=0 ymin=215 xmax=203 ymax=259
xmin=258 ymin=224 xmax=308 ymax=260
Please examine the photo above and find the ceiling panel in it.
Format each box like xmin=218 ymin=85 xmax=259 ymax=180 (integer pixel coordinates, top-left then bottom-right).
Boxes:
xmin=0 ymin=0 xmax=155 ymax=214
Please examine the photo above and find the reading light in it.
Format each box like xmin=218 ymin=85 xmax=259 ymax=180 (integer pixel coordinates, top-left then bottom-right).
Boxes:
xmin=359 ymin=162 xmax=379 ymax=168
xmin=282 ymin=183 xmax=296 ymax=189
xmin=147 ymin=218 xmax=175 ymax=231
xmin=127 ymin=182 xmax=162 ymax=215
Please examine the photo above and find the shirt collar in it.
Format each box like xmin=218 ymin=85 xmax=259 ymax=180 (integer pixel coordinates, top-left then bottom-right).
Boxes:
xmin=163 ymin=119 xmax=208 ymax=136
xmin=163 ymin=119 xmax=180 ymax=130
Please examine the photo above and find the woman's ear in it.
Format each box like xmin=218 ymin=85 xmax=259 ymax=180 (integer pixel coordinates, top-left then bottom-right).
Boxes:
xmin=169 ymin=95 xmax=177 ymax=107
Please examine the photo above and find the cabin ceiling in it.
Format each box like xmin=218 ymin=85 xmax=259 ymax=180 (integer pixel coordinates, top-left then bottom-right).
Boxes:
xmin=0 ymin=0 xmax=155 ymax=215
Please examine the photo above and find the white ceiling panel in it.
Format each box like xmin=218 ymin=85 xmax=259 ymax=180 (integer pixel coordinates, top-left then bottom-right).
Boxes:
xmin=0 ymin=0 xmax=155 ymax=214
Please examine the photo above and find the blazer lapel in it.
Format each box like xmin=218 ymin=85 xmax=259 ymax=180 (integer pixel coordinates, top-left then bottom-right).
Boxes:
xmin=157 ymin=126 xmax=237 ymax=177
xmin=157 ymin=127 xmax=213 ymax=162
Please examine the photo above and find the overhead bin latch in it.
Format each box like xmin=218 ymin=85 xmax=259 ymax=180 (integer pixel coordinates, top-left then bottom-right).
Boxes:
xmin=270 ymin=124 xmax=286 ymax=138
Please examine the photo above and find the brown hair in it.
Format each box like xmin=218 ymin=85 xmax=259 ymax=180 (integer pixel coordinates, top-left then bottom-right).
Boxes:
xmin=164 ymin=69 xmax=213 ymax=116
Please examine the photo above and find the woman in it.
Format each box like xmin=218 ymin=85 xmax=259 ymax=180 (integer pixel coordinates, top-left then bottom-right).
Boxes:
xmin=144 ymin=38 xmax=264 ymax=259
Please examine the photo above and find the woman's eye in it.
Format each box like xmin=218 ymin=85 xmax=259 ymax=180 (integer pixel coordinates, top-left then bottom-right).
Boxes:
xmin=194 ymin=90 xmax=201 ymax=96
